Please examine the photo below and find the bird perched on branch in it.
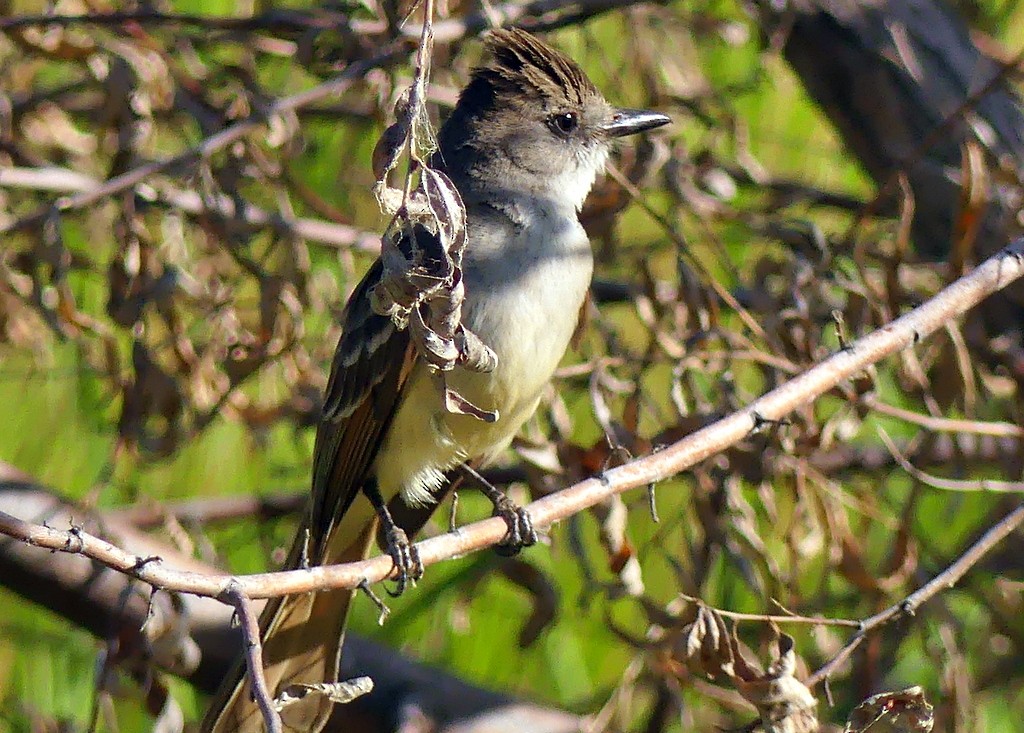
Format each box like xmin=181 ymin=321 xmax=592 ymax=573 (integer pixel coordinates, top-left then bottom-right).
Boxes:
xmin=202 ymin=27 xmax=669 ymax=733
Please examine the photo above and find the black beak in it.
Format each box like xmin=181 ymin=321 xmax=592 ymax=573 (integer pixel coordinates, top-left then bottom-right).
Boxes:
xmin=602 ymin=108 xmax=671 ymax=138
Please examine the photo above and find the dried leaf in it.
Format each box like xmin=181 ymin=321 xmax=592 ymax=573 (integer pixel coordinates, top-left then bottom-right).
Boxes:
xmin=277 ymin=676 xmax=375 ymax=729
xmin=844 ymin=687 xmax=933 ymax=733
xmin=435 ymin=371 xmax=498 ymax=423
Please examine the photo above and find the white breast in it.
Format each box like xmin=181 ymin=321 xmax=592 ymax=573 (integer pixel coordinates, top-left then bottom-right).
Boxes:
xmin=373 ymin=207 xmax=593 ymax=505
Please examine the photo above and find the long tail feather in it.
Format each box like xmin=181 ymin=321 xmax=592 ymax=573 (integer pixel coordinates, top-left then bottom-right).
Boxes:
xmin=200 ymin=515 xmax=377 ymax=733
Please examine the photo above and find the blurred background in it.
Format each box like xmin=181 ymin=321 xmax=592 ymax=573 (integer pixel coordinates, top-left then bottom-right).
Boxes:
xmin=2 ymin=0 xmax=1024 ymax=731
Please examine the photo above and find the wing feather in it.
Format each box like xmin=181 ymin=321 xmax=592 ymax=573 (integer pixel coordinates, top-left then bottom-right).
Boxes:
xmin=203 ymin=230 xmax=434 ymax=732
xmin=310 ymin=257 xmax=414 ymax=561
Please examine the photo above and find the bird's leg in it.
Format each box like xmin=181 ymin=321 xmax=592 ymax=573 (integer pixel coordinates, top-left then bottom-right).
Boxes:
xmin=460 ymin=463 xmax=537 ymax=556
xmin=363 ymin=479 xmax=423 ymax=596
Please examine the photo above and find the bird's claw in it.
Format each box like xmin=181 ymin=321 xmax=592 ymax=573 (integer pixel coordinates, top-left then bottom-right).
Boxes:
xmin=458 ymin=463 xmax=537 ymax=557
xmin=384 ymin=525 xmax=423 ymax=597
xmin=492 ymin=496 xmax=538 ymax=557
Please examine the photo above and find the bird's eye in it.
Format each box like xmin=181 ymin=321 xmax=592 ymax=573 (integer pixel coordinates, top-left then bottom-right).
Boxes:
xmin=548 ymin=111 xmax=579 ymax=137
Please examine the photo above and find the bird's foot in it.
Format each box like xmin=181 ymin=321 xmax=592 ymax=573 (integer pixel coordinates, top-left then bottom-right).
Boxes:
xmin=491 ymin=493 xmax=538 ymax=556
xmin=363 ymin=479 xmax=425 ymax=597
xmin=383 ymin=524 xmax=423 ymax=597
xmin=460 ymin=463 xmax=538 ymax=556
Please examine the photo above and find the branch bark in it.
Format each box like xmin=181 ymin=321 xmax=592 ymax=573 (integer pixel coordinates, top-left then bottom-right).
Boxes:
xmin=0 ymin=463 xmax=583 ymax=732
xmin=3 ymin=239 xmax=1022 ymax=603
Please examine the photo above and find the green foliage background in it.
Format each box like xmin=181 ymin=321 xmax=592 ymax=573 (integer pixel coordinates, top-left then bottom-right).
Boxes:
xmin=2 ymin=0 xmax=1024 ymax=731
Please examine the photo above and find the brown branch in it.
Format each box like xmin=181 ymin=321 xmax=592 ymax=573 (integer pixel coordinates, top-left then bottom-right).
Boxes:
xmin=0 ymin=0 xmax=658 ymax=40
xmin=0 ymin=8 xmax=349 ymax=33
xmin=677 ymin=595 xmax=862 ymax=628
xmin=221 ymin=584 xmax=284 ymax=733
xmin=1 ymin=239 xmax=1021 ymax=604
xmin=0 ymin=166 xmax=381 ymax=251
xmin=0 ymin=47 xmax=409 ymax=237
xmin=434 ymin=0 xmax=665 ymax=38
xmin=879 ymin=428 xmax=1024 ymax=494
xmin=807 ymin=501 xmax=1024 ymax=687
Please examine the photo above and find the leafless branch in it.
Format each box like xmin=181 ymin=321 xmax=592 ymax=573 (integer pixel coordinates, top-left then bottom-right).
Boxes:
xmin=807 ymin=501 xmax=1024 ymax=686
xmin=2 ymin=239 xmax=1021 ymax=604
xmin=879 ymin=428 xmax=1024 ymax=493
xmin=676 ymin=595 xmax=862 ymax=628
xmin=866 ymin=395 xmax=1024 ymax=439
xmin=220 ymin=583 xmax=283 ymax=733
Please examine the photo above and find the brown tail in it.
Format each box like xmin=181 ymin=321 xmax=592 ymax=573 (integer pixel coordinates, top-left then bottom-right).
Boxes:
xmin=200 ymin=517 xmax=377 ymax=733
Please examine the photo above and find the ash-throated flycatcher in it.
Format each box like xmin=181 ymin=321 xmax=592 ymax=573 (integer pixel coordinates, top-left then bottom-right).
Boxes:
xmin=203 ymin=28 xmax=669 ymax=732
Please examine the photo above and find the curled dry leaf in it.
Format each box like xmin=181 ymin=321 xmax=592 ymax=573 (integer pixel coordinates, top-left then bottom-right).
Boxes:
xmin=373 ymin=119 xmax=411 ymax=183
xmin=8 ymin=23 xmax=96 ymax=61
xmin=144 ymin=592 xmax=202 ymax=678
xmin=735 ymin=634 xmax=818 ymax=733
xmin=436 ymin=371 xmax=498 ymax=422
xmin=421 ymin=166 xmax=468 ymax=262
xmin=844 ymin=687 xmax=933 ymax=733
xmin=370 ymin=144 xmax=498 ymax=421
xmin=681 ymin=605 xmax=739 ymax=680
xmin=148 ymin=675 xmax=186 ymax=733
xmin=276 ymin=676 xmax=375 ymax=727
xmin=680 ymin=606 xmax=818 ymax=733
xmin=594 ymin=494 xmax=644 ymax=596
xmin=372 ymin=89 xmax=413 ymax=182
xmin=372 ymin=222 xmax=448 ymax=326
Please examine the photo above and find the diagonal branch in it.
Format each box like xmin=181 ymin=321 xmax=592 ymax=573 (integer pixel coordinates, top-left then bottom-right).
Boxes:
xmin=220 ymin=584 xmax=284 ymax=733
xmin=807 ymin=501 xmax=1024 ymax=686
xmin=1 ymin=239 xmax=1022 ymax=603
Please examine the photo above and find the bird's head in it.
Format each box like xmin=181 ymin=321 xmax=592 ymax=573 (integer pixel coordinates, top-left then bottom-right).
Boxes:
xmin=438 ymin=28 xmax=670 ymax=211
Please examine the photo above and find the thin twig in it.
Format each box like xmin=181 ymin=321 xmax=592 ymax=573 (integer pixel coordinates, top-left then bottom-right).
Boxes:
xmin=807 ymin=502 xmax=1024 ymax=686
xmin=879 ymin=428 xmax=1024 ymax=493
xmin=677 ymin=595 xmax=862 ymax=627
xmin=866 ymin=395 xmax=1024 ymax=439
xmin=0 ymin=48 xmax=408 ymax=237
xmin=221 ymin=583 xmax=283 ymax=733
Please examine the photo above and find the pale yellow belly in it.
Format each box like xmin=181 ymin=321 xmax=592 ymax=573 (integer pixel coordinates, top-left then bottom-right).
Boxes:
xmin=372 ymin=208 xmax=593 ymax=506
xmin=372 ymin=362 xmax=541 ymax=506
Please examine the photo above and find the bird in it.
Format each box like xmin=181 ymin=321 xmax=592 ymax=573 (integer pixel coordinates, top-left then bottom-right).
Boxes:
xmin=201 ymin=27 xmax=670 ymax=732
